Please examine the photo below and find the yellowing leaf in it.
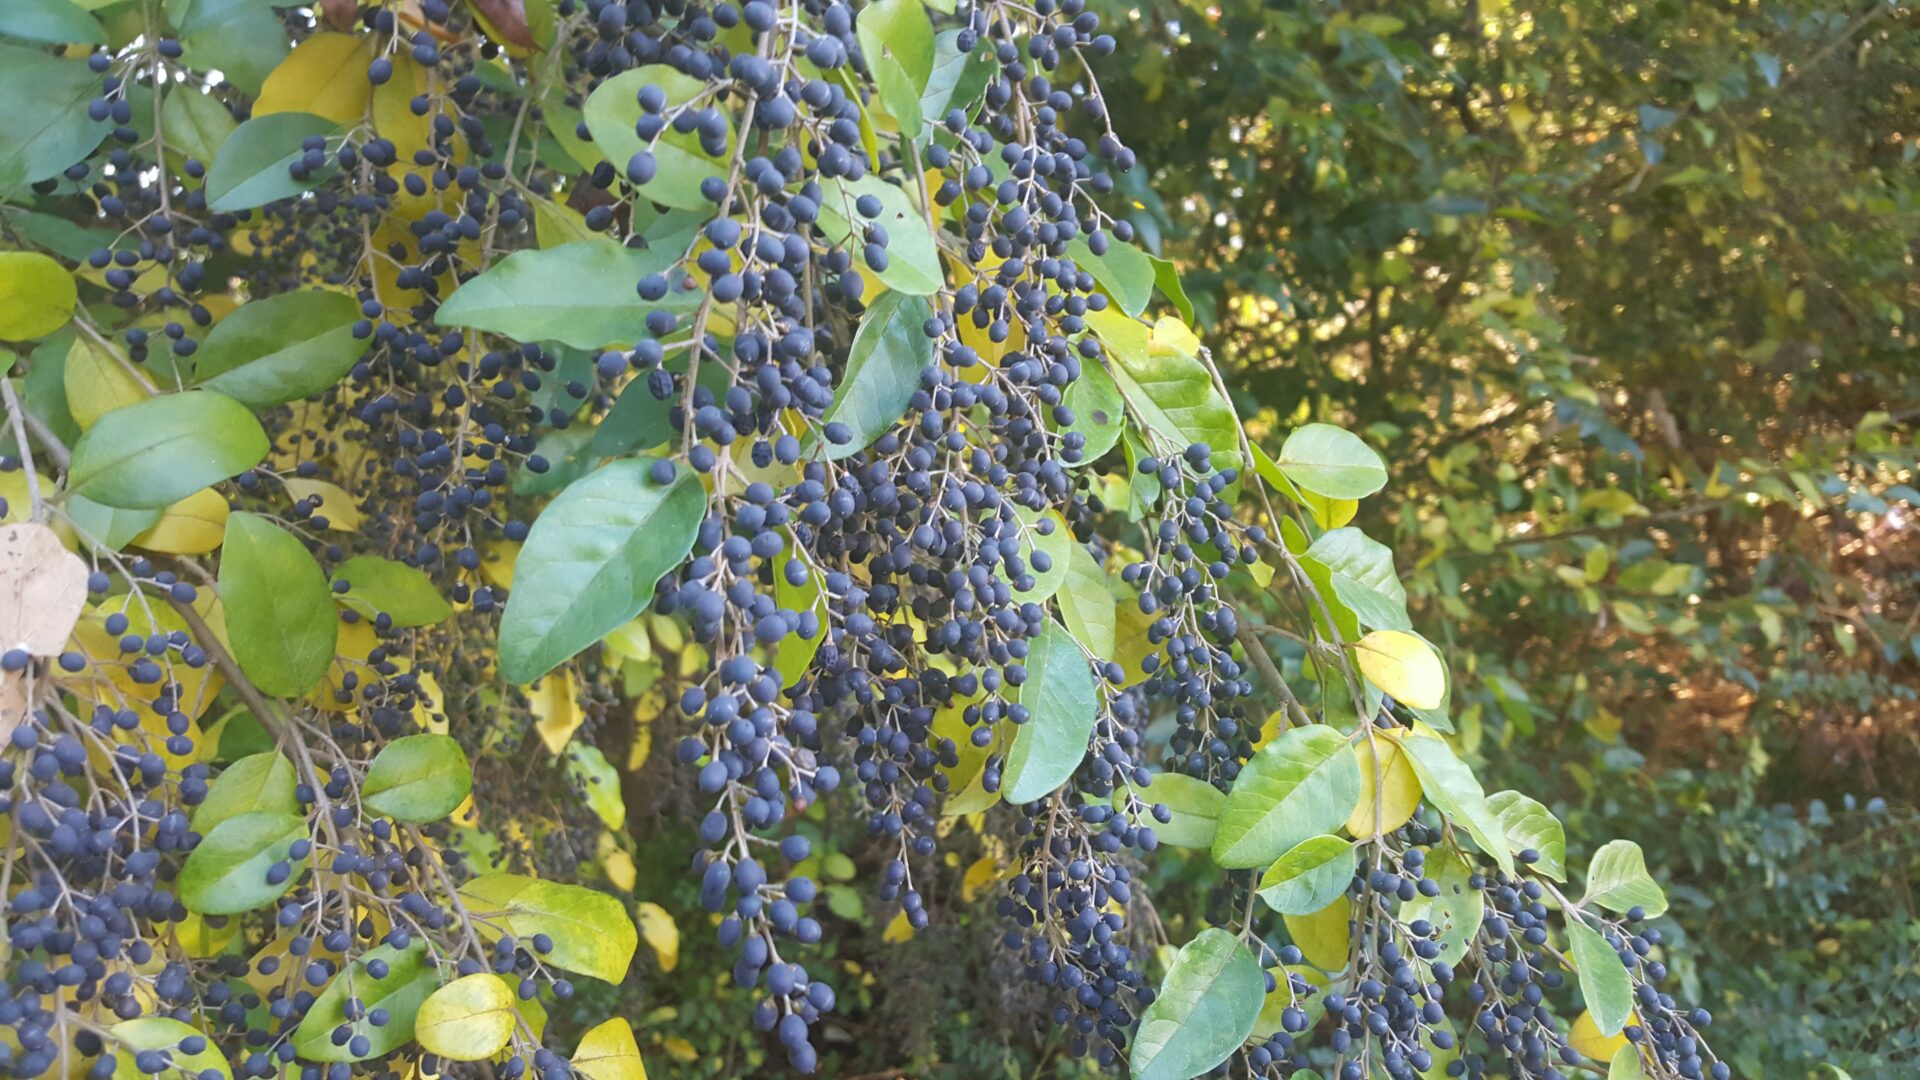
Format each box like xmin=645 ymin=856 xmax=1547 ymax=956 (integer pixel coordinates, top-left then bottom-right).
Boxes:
xmin=132 ymin=488 xmax=230 ymax=554
xmin=0 ymin=252 xmax=77 ymax=340
xmin=284 ymin=477 xmax=364 ymax=531
xmin=572 ymin=1018 xmax=650 ymax=1080
xmin=635 ymin=901 xmax=678 ymax=972
xmin=1353 ymin=630 xmax=1446 ymax=709
xmin=480 ymin=539 xmax=519 ymax=590
xmin=254 ymin=33 xmax=373 ymax=124
xmin=882 ymin=909 xmax=914 ymax=943
xmin=529 ymin=670 xmax=583 ymax=754
xmin=1345 ymin=731 xmax=1421 ymax=838
xmin=63 ymin=335 xmax=147 ymax=429
xmin=415 ymin=973 xmax=517 ymax=1061
xmin=961 ymin=855 xmax=1002 ymax=903
xmin=1569 ymin=1008 xmax=1631 ymax=1063
xmin=1282 ymin=895 xmax=1351 ymax=971
xmin=602 ymin=845 xmax=636 ymax=892
xmin=661 ymin=1035 xmax=697 ymax=1065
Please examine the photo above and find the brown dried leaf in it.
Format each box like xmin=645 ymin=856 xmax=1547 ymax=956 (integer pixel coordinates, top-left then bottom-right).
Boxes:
xmin=470 ymin=0 xmax=535 ymax=49
xmin=319 ymin=0 xmax=358 ymax=30
xmin=0 ymin=522 xmax=89 ymax=656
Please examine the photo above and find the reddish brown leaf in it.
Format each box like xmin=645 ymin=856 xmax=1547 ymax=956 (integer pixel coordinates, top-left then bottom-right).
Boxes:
xmin=319 ymin=0 xmax=358 ymax=31
xmin=470 ymin=0 xmax=535 ymax=49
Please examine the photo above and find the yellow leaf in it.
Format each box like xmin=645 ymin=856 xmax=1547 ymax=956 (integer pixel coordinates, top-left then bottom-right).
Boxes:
xmin=1282 ymin=894 xmax=1351 ymax=971
xmin=131 ymin=489 xmax=230 ymax=555
xmin=63 ymin=336 xmax=146 ymax=429
xmin=173 ymin=912 xmax=239 ymax=958
xmin=529 ymin=670 xmax=582 ymax=753
xmin=1346 ymin=731 xmax=1421 ymax=838
xmin=254 ymin=32 xmax=373 ymax=124
xmin=309 ymin=614 xmax=377 ymax=713
xmin=415 ymin=973 xmax=517 ymax=1061
xmin=602 ymin=619 xmax=652 ymax=663
xmin=1149 ymin=315 xmax=1202 ymax=357
xmin=283 ymin=478 xmax=364 ymax=531
xmin=961 ymin=855 xmax=1002 ymax=902
xmin=480 ymin=539 xmax=519 ymax=591
xmin=572 ymin=1018 xmax=650 ymax=1080
xmin=1569 ymin=1008 xmax=1630 ymax=1063
xmin=602 ymin=845 xmax=637 ymax=892
xmin=1353 ymin=630 xmax=1446 ymax=709
xmin=635 ymin=901 xmax=678 ymax=972
xmin=882 ymin=910 xmax=914 ymax=944
xmin=0 ymin=251 xmax=77 ymax=340
xmin=661 ymin=1036 xmax=697 ymax=1065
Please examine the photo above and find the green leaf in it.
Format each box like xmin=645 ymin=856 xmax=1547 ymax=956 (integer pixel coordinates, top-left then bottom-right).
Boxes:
xmin=920 ymin=29 xmax=994 ymax=124
xmin=220 ymin=511 xmax=337 ymax=697
xmin=0 ymin=0 xmax=106 ymax=44
xmin=1609 ymin=1048 xmax=1648 ymax=1080
xmin=1256 ymin=835 xmax=1357 ymax=916
xmin=293 ymin=943 xmax=438 ymax=1062
xmin=1092 ymin=310 xmax=1239 ymax=469
xmin=1397 ymin=735 xmax=1514 ymax=875
xmin=1487 ymin=790 xmax=1567 ymax=880
xmin=192 ymin=290 xmax=362 ymax=407
xmin=1002 ymin=619 xmax=1096 ymax=804
xmin=63 ymin=495 xmax=161 ymax=552
xmin=415 ymin=974 xmax=517 ymax=1062
xmin=1129 ymin=928 xmax=1263 ymax=1080
xmin=178 ymin=810 xmax=307 ymax=915
xmin=1275 ymin=423 xmax=1387 ymax=499
xmin=1212 ymin=725 xmax=1360 ymax=869
xmin=1068 ymin=236 xmax=1154 ymax=319
xmin=1566 ymin=919 xmax=1634 ymax=1037
xmin=67 ymin=391 xmax=268 ymax=509
xmin=0 ymin=251 xmax=78 ymax=341
xmin=190 ymin=751 xmax=298 ymax=835
xmin=1397 ymin=849 xmax=1482 ymax=973
xmin=1582 ymin=840 xmax=1667 ymax=918
xmin=333 ymin=556 xmax=453 ymax=628
xmin=1302 ymin=528 xmax=1411 ymax=632
xmin=855 ymin=0 xmax=934 ymax=136
xmin=1057 ymin=543 xmax=1117 ymax=658
xmin=363 ymin=734 xmax=473 ymax=823
xmin=497 ymin=458 xmax=705 ymax=684
xmin=816 ymin=176 xmax=943 ymax=296
xmin=567 ymin=743 xmax=625 ymax=830
xmin=1059 ymin=356 xmax=1125 ymax=464
xmin=167 ymin=0 xmax=279 ymax=37
xmin=1115 ymin=772 xmax=1224 ymax=849
xmin=1150 ymin=255 xmax=1195 ymax=324
xmin=159 ymin=87 xmax=237 ymax=167
xmin=178 ymin=6 xmax=287 ymax=95
xmin=436 ymin=239 xmax=696 ymax=351
xmin=109 ymin=1018 xmax=231 ymax=1080
xmin=0 ymin=44 xmax=108 ymax=191
xmin=996 ymin=505 xmax=1071 ymax=603
xmin=458 ymin=873 xmax=638 ymax=983
xmin=589 ymin=377 xmax=674 ymax=458
xmin=582 ymin=65 xmax=730 ymax=211
xmin=204 ymin=112 xmax=341 ymax=212
xmin=817 ymin=290 xmax=933 ymax=459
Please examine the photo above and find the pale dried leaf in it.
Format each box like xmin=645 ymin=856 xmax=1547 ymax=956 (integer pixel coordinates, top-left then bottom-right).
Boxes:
xmin=0 ymin=522 xmax=89 ymax=655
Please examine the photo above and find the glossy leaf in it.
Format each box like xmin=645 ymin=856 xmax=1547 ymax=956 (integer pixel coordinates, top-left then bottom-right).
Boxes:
xmin=1068 ymin=235 xmax=1154 ymax=318
xmin=1303 ymin=528 xmax=1411 ymax=632
xmin=498 ymin=459 xmax=704 ymax=684
xmin=332 ymin=556 xmax=453 ymax=627
xmin=204 ymin=112 xmax=340 ymax=212
xmin=0 ymin=0 xmax=106 ymax=45
xmin=1275 ymin=423 xmax=1387 ymax=499
xmin=1582 ymin=840 xmax=1668 ymax=918
xmin=1567 ymin=919 xmax=1634 ymax=1037
xmin=572 ymin=1018 xmax=650 ymax=1080
xmin=1129 ymin=928 xmax=1263 ymax=1080
xmin=191 ymin=751 xmax=298 ymax=835
xmin=920 ymin=28 xmax=994 ymax=123
xmin=817 ymin=176 xmax=943 ymax=295
xmin=1354 ymin=630 xmax=1446 ymax=709
xmin=193 ymin=289 xmax=363 ymax=408
xmin=1115 ymin=771 xmax=1225 ymax=849
xmin=1212 ymin=725 xmax=1360 ymax=869
xmin=363 ymin=734 xmax=473 ymax=822
xmin=293 ymin=943 xmax=438 ymax=1062
xmin=178 ymin=810 xmax=307 ymax=915
xmin=0 ymin=252 xmax=77 ymax=340
xmin=458 ymin=873 xmax=638 ymax=983
xmin=1346 ymin=733 xmax=1421 ymax=838
xmin=415 ymin=974 xmax=517 ymax=1061
xmin=1001 ymin=619 xmax=1097 ymax=804
xmin=1059 ymin=354 xmax=1126 ymax=463
xmin=437 ymin=239 xmax=696 ymax=350
xmin=1487 ymin=790 xmax=1568 ymax=880
xmin=0 ymin=44 xmax=108 ymax=191
xmin=220 ymin=511 xmax=338 ymax=697
xmin=1398 ymin=735 xmax=1514 ymax=875
xmin=1257 ymin=835 xmax=1358 ymax=916
xmin=817 ymin=290 xmax=933 ymax=459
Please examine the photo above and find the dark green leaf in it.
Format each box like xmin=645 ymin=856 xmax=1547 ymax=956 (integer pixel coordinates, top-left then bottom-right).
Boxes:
xmin=219 ymin=511 xmax=337 ymax=697
xmin=67 ymin=391 xmax=269 ymax=510
xmin=1002 ymin=619 xmax=1096 ymax=804
xmin=0 ymin=44 xmax=107 ymax=192
xmin=178 ymin=810 xmax=307 ymax=915
xmin=193 ymin=290 xmax=362 ymax=407
xmin=364 ymin=734 xmax=473 ymax=823
xmin=817 ymin=290 xmax=933 ymax=459
xmin=1150 ymin=255 xmax=1194 ymax=325
xmin=1068 ymin=235 xmax=1155 ymax=319
xmin=498 ymin=458 xmax=704 ymax=684
xmin=437 ymin=239 xmax=696 ymax=351
xmin=1567 ymin=919 xmax=1634 ymax=1037
xmin=0 ymin=0 xmax=106 ymax=45
xmin=203 ymin=112 xmax=339 ymax=212
xmin=920 ymin=29 xmax=994 ymax=124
